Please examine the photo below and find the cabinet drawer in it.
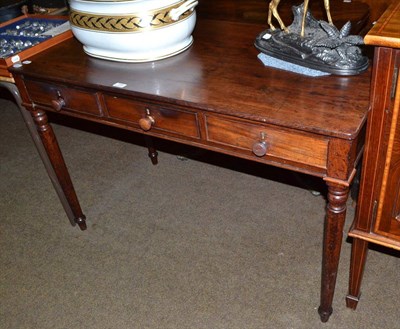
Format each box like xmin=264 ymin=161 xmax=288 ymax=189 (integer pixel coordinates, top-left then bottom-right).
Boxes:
xmin=205 ymin=115 xmax=328 ymax=169
xmin=104 ymin=95 xmax=200 ymax=139
xmin=24 ymin=79 xmax=102 ymax=116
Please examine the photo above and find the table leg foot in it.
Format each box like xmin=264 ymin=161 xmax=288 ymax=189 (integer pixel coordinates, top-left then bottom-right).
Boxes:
xmin=318 ymin=306 xmax=333 ymax=323
xmin=346 ymin=238 xmax=368 ymax=310
xmin=144 ymin=135 xmax=158 ymax=165
xmin=148 ymin=149 xmax=158 ymax=165
xmin=75 ymin=215 xmax=87 ymax=231
xmin=345 ymin=294 xmax=360 ymax=310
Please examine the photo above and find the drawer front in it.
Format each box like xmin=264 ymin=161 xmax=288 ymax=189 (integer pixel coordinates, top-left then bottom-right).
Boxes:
xmin=205 ymin=115 xmax=328 ymax=169
xmin=24 ymin=79 xmax=101 ymax=116
xmin=104 ymin=95 xmax=200 ymax=139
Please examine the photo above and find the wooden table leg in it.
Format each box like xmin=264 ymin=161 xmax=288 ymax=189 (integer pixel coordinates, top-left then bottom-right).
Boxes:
xmin=318 ymin=181 xmax=349 ymax=322
xmin=346 ymin=238 xmax=369 ymax=309
xmin=31 ymin=108 xmax=87 ymax=230
xmin=144 ymin=135 xmax=158 ymax=165
xmin=1 ymin=82 xmax=77 ymax=227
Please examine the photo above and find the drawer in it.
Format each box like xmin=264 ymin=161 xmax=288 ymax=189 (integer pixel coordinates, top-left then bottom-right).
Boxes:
xmin=205 ymin=115 xmax=328 ymax=169
xmin=24 ymin=79 xmax=102 ymax=116
xmin=104 ymin=95 xmax=200 ymax=139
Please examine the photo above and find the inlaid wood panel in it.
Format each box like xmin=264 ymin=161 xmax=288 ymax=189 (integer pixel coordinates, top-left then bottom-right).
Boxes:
xmin=374 ymin=66 xmax=400 ymax=239
xmin=364 ymin=0 xmax=400 ymax=48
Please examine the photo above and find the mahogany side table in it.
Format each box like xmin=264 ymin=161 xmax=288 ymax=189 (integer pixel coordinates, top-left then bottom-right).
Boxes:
xmin=10 ymin=18 xmax=371 ymax=322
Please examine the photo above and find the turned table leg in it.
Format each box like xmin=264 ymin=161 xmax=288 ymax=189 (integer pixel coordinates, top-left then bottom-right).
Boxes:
xmin=0 ymin=82 xmax=77 ymax=227
xmin=318 ymin=182 xmax=349 ymax=322
xmin=346 ymin=238 xmax=369 ymax=309
xmin=144 ymin=135 xmax=158 ymax=165
xmin=31 ymin=108 xmax=86 ymax=230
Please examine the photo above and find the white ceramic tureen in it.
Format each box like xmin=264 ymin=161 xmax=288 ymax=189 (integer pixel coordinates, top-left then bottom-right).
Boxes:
xmin=68 ymin=0 xmax=198 ymax=62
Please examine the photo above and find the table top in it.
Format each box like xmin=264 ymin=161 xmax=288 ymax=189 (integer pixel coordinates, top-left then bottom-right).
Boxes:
xmin=11 ymin=18 xmax=371 ymax=140
xmin=364 ymin=1 xmax=400 ymax=48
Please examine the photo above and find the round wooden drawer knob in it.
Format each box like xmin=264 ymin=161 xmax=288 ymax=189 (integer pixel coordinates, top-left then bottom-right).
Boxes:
xmin=139 ymin=115 xmax=155 ymax=131
xmin=252 ymin=141 xmax=267 ymax=157
xmin=252 ymin=132 xmax=268 ymax=157
xmin=51 ymin=97 xmax=65 ymax=111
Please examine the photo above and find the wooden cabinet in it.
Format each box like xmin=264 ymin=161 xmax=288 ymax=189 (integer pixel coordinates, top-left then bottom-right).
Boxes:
xmin=346 ymin=1 xmax=400 ymax=310
xmin=359 ymin=0 xmax=393 ymax=23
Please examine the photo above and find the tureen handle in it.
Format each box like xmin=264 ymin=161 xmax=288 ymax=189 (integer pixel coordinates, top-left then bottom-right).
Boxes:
xmin=169 ymin=0 xmax=198 ymax=21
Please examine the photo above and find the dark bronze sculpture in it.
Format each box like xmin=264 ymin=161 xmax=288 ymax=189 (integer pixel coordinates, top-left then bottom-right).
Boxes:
xmin=256 ymin=0 xmax=369 ymax=75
